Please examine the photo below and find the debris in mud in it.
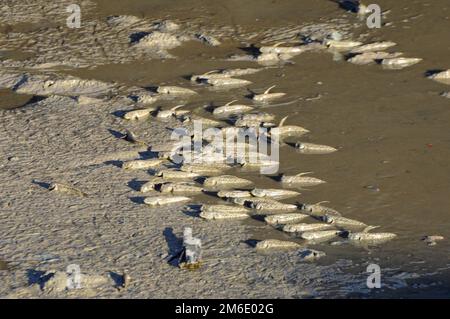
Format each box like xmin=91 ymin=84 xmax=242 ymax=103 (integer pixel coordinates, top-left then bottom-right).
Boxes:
xmin=422 ymin=235 xmax=444 ymax=246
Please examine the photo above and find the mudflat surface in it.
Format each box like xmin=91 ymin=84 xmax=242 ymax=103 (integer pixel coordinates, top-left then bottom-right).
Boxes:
xmin=0 ymin=0 xmax=449 ymax=298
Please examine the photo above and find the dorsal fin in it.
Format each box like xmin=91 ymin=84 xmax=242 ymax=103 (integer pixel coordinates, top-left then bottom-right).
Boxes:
xmin=273 ymin=42 xmax=285 ymax=47
xmin=296 ymin=171 xmax=313 ymax=176
xmin=170 ymin=104 xmax=185 ymax=111
xmin=315 ymin=201 xmax=330 ymax=206
xmin=363 ymin=225 xmax=380 ymax=233
xmin=225 ymin=100 xmax=238 ymax=106
xmin=264 ymin=85 xmax=276 ymax=95
xmin=279 ymin=115 xmax=288 ymax=127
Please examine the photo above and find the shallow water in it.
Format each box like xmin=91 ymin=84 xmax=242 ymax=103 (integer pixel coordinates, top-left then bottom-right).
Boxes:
xmin=1 ymin=0 xmax=449 ymax=298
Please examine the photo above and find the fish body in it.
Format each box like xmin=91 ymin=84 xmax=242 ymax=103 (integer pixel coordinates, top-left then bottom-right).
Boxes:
xmin=144 ymin=195 xmax=191 ymax=206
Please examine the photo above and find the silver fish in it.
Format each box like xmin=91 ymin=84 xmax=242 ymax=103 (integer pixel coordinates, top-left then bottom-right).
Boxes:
xmin=251 ymin=188 xmax=301 ymax=200
xmin=252 ymin=85 xmax=286 ymax=102
xmin=122 ymin=158 xmax=165 ymax=170
xmin=143 ymin=195 xmax=191 ymax=206
xmin=256 ymin=239 xmax=301 ymax=250
xmin=264 ymin=213 xmax=309 ymax=226
xmin=295 ymin=142 xmax=337 ymax=155
xmin=203 ymin=175 xmax=253 ymax=188
xmin=283 ymin=223 xmax=334 ymax=233
xmin=281 ymin=172 xmax=326 ymax=187
xmin=200 ymin=211 xmax=249 ymax=220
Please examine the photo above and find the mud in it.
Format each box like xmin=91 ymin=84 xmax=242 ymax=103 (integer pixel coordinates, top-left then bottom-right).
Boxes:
xmin=0 ymin=0 xmax=449 ymax=298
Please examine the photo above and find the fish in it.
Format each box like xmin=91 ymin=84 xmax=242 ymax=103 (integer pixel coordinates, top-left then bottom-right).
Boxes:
xmin=259 ymin=42 xmax=304 ymax=55
xmin=201 ymin=204 xmax=249 ymax=214
xmin=300 ymin=201 xmax=342 ymax=217
xmin=195 ymin=34 xmax=221 ymax=46
xmin=159 ymin=182 xmax=204 ymax=194
xmin=350 ymin=41 xmax=397 ymax=54
xmin=180 ymin=164 xmax=230 ymax=176
xmin=122 ymin=130 xmax=147 ymax=146
xmin=283 ymin=223 xmax=334 ymax=233
xmin=49 ymin=183 xmax=87 ymax=197
xmin=294 ymin=142 xmax=338 ymax=154
xmin=281 ymin=172 xmax=326 ymax=187
xmin=381 ymin=57 xmax=422 ymax=70
xmin=270 ymin=116 xmax=310 ymax=139
xmin=155 ymin=169 xmax=200 ymax=180
xmin=255 ymin=239 xmax=301 ymax=250
xmin=252 ymin=85 xmax=286 ymax=102
xmin=325 ymin=39 xmax=363 ymax=50
xmin=249 ymin=198 xmax=298 ymax=212
xmin=347 ymin=51 xmax=403 ymax=65
xmin=212 ymin=100 xmax=254 ymax=117
xmin=301 ymin=230 xmax=341 ymax=241
xmin=122 ymin=158 xmax=165 ymax=170
xmin=123 ymin=107 xmax=156 ymax=120
xmin=156 ymin=86 xmax=197 ymax=96
xmin=203 ymin=175 xmax=253 ymax=188
xmin=264 ymin=213 xmax=309 ymax=226
xmin=143 ymin=195 xmax=191 ymax=206
xmin=428 ymin=70 xmax=450 ymax=85
xmin=251 ymin=188 xmax=300 ymax=200
xmin=156 ymin=105 xmax=186 ymax=118
xmin=205 ymin=77 xmax=252 ymax=88
xmin=200 ymin=211 xmax=249 ymax=220
xmin=348 ymin=230 xmax=396 ymax=242
xmin=322 ymin=215 xmax=367 ymax=228
xmin=216 ymin=190 xmax=252 ymax=198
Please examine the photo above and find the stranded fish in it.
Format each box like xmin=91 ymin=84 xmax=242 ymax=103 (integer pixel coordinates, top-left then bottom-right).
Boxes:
xmin=350 ymin=41 xmax=396 ymax=54
xmin=123 ymin=107 xmax=156 ymax=120
xmin=270 ymin=116 xmax=310 ymax=139
xmin=256 ymin=239 xmax=301 ymax=250
xmin=201 ymin=204 xmax=249 ymax=214
xmin=321 ymin=215 xmax=367 ymax=228
xmin=159 ymin=182 xmax=203 ymax=194
xmin=264 ymin=213 xmax=309 ymax=226
xmin=156 ymin=86 xmax=197 ymax=96
xmin=122 ymin=158 xmax=165 ymax=170
xmin=381 ymin=57 xmax=422 ymax=70
xmin=144 ymin=195 xmax=191 ymax=206
xmin=200 ymin=211 xmax=249 ymax=220
xmin=252 ymin=85 xmax=286 ymax=102
xmin=212 ymin=100 xmax=254 ymax=117
xmin=301 ymin=230 xmax=341 ymax=241
xmin=203 ymin=175 xmax=253 ymax=188
xmin=283 ymin=223 xmax=334 ymax=233
xmin=281 ymin=172 xmax=326 ymax=187
xmin=216 ymin=190 xmax=252 ymax=198
xmin=251 ymin=188 xmax=300 ymax=200
xmin=49 ymin=183 xmax=87 ymax=197
xmin=300 ymin=202 xmax=342 ymax=217
xmin=156 ymin=105 xmax=186 ymax=118
xmin=294 ymin=142 xmax=338 ymax=154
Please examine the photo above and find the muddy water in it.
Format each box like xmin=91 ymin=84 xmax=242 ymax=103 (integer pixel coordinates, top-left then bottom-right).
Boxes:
xmin=2 ymin=0 xmax=450 ymax=297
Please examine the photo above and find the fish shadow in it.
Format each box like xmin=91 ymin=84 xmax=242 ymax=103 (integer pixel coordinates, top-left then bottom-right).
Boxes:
xmin=129 ymin=196 xmax=146 ymax=205
xmin=127 ymin=179 xmax=147 ymax=192
xmin=32 ymin=180 xmax=51 ymax=190
xmin=129 ymin=31 xmax=150 ymax=44
xmin=104 ymin=160 xmax=122 ymax=168
xmin=239 ymin=45 xmax=260 ymax=57
xmin=26 ymin=269 xmax=54 ymax=290
xmin=108 ymin=129 xmax=125 ymax=139
xmin=163 ymin=227 xmax=183 ymax=267
xmin=111 ymin=110 xmax=127 ymax=118
xmin=243 ymin=239 xmax=259 ymax=248
xmin=181 ymin=204 xmax=201 ymax=218
xmin=109 ymin=271 xmax=125 ymax=288
xmin=425 ymin=69 xmax=445 ymax=77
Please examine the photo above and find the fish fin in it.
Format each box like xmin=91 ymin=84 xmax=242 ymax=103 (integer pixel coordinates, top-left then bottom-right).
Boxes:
xmin=279 ymin=115 xmax=288 ymax=127
xmin=225 ymin=99 xmax=238 ymax=106
xmin=296 ymin=171 xmax=313 ymax=176
xmin=264 ymin=85 xmax=276 ymax=94
xmin=171 ymin=104 xmax=185 ymax=111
